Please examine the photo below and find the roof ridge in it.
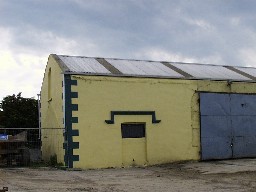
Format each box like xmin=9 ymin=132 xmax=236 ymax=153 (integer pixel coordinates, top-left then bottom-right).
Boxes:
xmin=55 ymin=54 xmax=256 ymax=69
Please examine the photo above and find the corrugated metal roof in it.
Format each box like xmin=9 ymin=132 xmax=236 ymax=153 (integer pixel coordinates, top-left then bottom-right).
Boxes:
xmin=105 ymin=59 xmax=183 ymax=77
xmin=58 ymin=55 xmax=111 ymax=74
xmin=171 ymin=63 xmax=251 ymax=81
xmin=55 ymin=54 xmax=256 ymax=81
xmin=235 ymin=66 xmax=256 ymax=79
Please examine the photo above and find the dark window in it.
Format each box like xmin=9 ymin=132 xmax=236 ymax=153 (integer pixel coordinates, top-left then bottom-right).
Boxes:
xmin=121 ymin=123 xmax=145 ymax=138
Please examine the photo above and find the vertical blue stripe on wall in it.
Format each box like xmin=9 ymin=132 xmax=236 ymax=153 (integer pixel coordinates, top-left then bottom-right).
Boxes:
xmin=63 ymin=74 xmax=79 ymax=168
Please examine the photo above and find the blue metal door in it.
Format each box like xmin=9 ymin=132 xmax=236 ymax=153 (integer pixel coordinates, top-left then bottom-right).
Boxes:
xmin=231 ymin=94 xmax=256 ymax=158
xmin=200 ymin=93 xmax=232 ymax=160
xmin=200 ymin=93 xmax=256 ymax=160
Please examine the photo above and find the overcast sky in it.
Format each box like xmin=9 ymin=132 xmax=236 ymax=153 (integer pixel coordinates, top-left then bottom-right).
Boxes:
xmin=1 ymin=0 xmax=256 ymax=101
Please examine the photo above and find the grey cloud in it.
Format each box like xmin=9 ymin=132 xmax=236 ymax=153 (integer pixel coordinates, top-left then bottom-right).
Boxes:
xmin=1 ymin=0 xmax=256 ymax=66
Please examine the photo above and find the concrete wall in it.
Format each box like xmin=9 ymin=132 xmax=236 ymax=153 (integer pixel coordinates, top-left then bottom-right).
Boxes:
xmin=41 ymin=55 xmax=65 ymax=164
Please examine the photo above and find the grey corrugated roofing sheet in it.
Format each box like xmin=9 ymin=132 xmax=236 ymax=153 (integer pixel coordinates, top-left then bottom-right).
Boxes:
xmin=171 ymin=63 xmax=251 ymax=81
xmin=105 ymin=59 xmax=183 ymax=77
xmin=58 ymin=55 xmax=111 ymax=74
xmin=235 ymin=66 xmax=256 ymax=78
xmin=55 ymin=54 xmax=256 ymax=81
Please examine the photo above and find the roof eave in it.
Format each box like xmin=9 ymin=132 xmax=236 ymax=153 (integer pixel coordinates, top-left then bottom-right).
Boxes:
xmin=62 ymin=71 xmax=256 ymax=83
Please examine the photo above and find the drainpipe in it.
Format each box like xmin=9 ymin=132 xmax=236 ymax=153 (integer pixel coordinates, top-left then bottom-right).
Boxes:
xmin=37 ymin=93 xmax=41 ymax=139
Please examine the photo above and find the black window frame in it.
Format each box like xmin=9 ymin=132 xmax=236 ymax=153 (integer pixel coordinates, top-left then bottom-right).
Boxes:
xmin=121 ymin=123 xmax=146 ymax=138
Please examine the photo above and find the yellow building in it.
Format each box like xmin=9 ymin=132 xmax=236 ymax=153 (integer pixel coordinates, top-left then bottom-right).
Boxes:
xmin=41 ymin=54 xmax=256 ymax=169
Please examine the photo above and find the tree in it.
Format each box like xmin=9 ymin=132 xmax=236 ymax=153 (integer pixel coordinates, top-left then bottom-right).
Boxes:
xmin=0 ymin=93 xmax=38 ymax=128
xmin=0 ymin=110 xmax=4 ymax=128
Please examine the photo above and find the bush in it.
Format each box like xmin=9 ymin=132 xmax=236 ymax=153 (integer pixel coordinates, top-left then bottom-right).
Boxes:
xmin=49 ymin=154 xmax=63 ymax=167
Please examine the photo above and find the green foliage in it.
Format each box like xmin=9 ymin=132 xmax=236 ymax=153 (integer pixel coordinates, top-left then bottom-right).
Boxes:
xmin=0 ymin=93 xmax=38 ymax=128
xmin=0 ymin=93 xmax=40 ymax=149
xmin=48 ymin=154 xmax=64 ymax=167
xmin=0 ymin=110 xmax=4 ymax=128
xmin=49 ymin=154 xmax=57 ymax=166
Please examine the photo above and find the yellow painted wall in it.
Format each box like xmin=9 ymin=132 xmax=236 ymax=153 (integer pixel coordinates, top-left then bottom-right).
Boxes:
xmin=122 ymin=138 xmax=146 ymax=166
xmin=71 ymin=76 xmax=197 ymax=169
xmin=41 ymin=55 xmax=64 ymax=164
xmin=70 ymin=75 xmax=256 ymax=169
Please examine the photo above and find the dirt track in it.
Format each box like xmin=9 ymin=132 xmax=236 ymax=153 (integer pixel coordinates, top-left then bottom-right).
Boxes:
xmin=1 ymin=159 xmax=256 ymax=192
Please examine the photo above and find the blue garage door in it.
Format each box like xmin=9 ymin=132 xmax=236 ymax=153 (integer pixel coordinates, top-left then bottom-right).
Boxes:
xmin=200 ymin=93 xmax=256 ymax=160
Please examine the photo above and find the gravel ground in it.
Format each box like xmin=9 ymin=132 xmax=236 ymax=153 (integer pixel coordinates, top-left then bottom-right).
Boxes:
xmin=0 ymin=159 xmax=256 ymax=192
